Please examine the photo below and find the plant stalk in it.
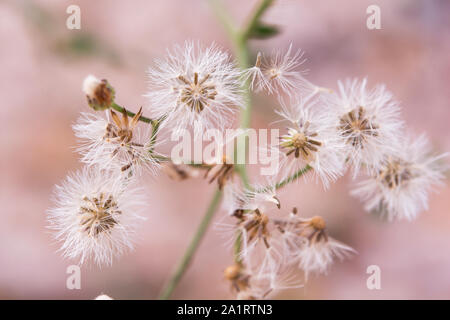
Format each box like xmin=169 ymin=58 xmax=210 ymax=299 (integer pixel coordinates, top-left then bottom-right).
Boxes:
xmin=160 ymin=0 xmax=277 ymax=298
xmin=111 ymin=102 xmax=157 ymax=126
xmin=159 ymin=189 xmax=223 ymax=299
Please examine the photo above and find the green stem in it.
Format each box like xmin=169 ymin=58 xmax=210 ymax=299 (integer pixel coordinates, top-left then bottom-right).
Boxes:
xmin=275 ymin=165 xmax=312 ymax=190
xmin=149 ymin=116 xmax=162 ymax=151
xmin=159 ymin=0 xmax=276 ymax=298
xmin=254 ymin=166 xmax=313 ymax=194
xmin=111 ymin=102 xmax=156 ymax=126
xmin=213 ymin=0 xmax=274 ymax=264
xmin=233 ymin=166 xmax=312 ymax=262
xmin=235 ymin=39 xmax=252 ymax=128
xmin=240 ymin=0 xmax=275 ymax=41
xmin=234 ymin=230 xmax=243 ymax=264
xmin=209 ymin=0 xmax=274 ymax=265
xmin=158 ymin=189 xmax=223 ymax=299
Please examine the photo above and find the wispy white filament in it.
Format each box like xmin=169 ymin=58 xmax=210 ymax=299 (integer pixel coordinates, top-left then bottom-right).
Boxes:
xmin=47 ymin=167 xmax=146 ymax=266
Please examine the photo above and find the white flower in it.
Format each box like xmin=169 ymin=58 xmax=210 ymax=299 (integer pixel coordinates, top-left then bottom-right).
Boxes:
xmin=73 ymin=108 xmax=160 ymax=176
xmin=47 ymin=167 xmax=146 ymax=266
xmin=244 ymin=44 xmax=307 ymax=97
xmin=145 ymin=41 xmax=243 ymax=135
xmin=329 ymin=78 xmax=403 ymax=175
xmin=276 ymin=97 xmax=346 ymax=188
xmin=352 ymin=133 xmax=448 ymax=221
xmin=274 ymin=213 xmax=355 ymax=280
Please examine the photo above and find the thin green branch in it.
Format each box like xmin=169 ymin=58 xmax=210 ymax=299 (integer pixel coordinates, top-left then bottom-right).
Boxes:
xmin=254 ymin=165 xmax=313 ymax=194
xmin=208 ymin=0 xmax=237 ymax=39
xmin=275 ymin=165 xmax=312 ymax=190
xmin=111 ymin=102 xmax=156 ymax=126
xmin=149 ymin=116 xmax=163 ymax=152
xmin=234 ymin=39 xmax=251 ymax=188
xmin=240 ymin=0 xmax=275 ymax=41
xmin=208 ymin=0 xmax=275 ymax=265
xmin=159 ymin=0 xmax=277 ymax=298
xmin=158 ymin=189 xmax=223 ymax=300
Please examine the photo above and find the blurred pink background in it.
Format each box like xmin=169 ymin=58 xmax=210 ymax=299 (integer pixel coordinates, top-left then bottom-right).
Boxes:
xmin=1 ymin=0 xmax=449 ymax=299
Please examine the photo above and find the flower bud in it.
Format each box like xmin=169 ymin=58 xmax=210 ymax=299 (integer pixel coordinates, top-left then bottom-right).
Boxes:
xmin=82 ymin=75 xmax=115 ymax=111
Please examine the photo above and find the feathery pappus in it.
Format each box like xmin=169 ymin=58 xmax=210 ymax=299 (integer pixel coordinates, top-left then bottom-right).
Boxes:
xmin=276 ymin=96 xmax=346 ymax=188
xmin=243 ymin=44 xmax=308 ymax=97
xmin=145 ymin=41 xmax=243 ymax=135
xmin=328 ymin=78 xmax=404 ymax=176
xmin=352 ymin=133 xmax=448 ymax=221
xmin=273 ymin=209 xmax=355 ymax=280
xmin=73 ymin=107 xmax=161 ymax=176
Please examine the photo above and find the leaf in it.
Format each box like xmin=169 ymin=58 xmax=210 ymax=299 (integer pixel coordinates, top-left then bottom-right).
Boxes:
xmin=248 ymin=22 xmax=280 ymax=39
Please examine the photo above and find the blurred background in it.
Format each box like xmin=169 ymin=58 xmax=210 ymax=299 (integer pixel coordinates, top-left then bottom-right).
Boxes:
xmin=1 ymin=0 xmax=449 ymax=299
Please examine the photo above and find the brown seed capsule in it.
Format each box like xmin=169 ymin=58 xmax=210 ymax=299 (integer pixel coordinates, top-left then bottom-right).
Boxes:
xmin=83 ymin=75 xmax=115 ymax=111
xmin=309 ymin=216 xmax=326 ymax=230
xmin=224 ymin=264 xmax=242 ymax=280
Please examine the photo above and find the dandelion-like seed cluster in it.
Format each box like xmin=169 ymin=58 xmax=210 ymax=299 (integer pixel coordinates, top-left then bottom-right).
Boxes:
xmin=48 ymin=167 xmax=144 ymax=266
xmin=145 ymin=42 xmax=243 ymax=135
xmin=47 ymin=38 xmax=447 ymax=300
xmin=217 ymin=183 xmax=355 ymax=297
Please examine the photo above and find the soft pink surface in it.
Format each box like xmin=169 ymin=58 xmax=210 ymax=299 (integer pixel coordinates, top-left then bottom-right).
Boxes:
xmin=0 ymin=0 xmax=449 ymax=299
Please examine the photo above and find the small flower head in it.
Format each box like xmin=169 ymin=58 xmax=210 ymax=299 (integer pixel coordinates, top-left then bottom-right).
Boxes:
xmin=219 ymin=185 xmax=354 ymax=296
xmin=330 ymin=78 xmax=403 ymax=175
xmin=145 ymin=42 xmax=243 ymax=134
xmin=352 ymin=134 xmax=448 ymax=221
xmin=47 ymin=167 xmax=145 ymax=266
xmin=277 ymin=97 xmax=345 ymax=188
xmin=73 ymin=108 xmax=160 ymax=176
xmin=220 ymin=185 xmax=286 ymax=279
xmin=274 ymin=211 xmax=355 ymax=280
xmin=245 ymin=44 xmax=307 ymax=96
xmin=224 ymin=263 xmax=251 ymax=293
xmin=82 ymin=75 xmax=115 ymax=111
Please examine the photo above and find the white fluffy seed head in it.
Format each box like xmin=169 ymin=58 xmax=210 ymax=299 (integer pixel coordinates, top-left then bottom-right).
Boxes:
xmin=276 ymin=97 xmax=346 ymax=188
xmin=272 ymin=212 xmax=355 ymax=281
xmin=219 ymin=184 xmax=284 ymax=275
xmin=145 ymin=41 xmax=244 ymax=136
xmin=352 ymin=133 xmax=448 ymax=221
xmin=219 ymin=184 xmax=356 ymax=293
xmin=244 ymin=44 xmax=308 ymax=97
xmin=73 ymin=110 xmax=161 ymax=176
xmin=329 ymin=78 xmax=404 ymax=176
xmin=47 ymin=167 xmax=146 ymax=266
